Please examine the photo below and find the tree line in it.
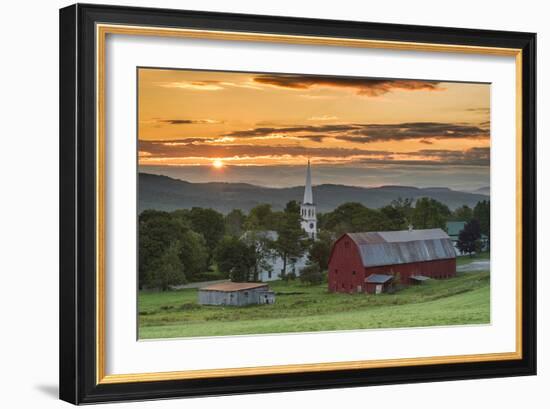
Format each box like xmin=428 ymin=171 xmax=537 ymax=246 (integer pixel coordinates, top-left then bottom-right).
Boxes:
xmin=139 ymin=198 xmax=490 ymax=290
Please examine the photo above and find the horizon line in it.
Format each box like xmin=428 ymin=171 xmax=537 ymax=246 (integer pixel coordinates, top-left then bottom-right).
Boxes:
xmin=139 ymin=172 xmax=489 ymax=194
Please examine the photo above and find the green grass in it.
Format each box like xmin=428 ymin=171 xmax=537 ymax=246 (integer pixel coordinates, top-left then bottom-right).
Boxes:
xmin=456 ymin=251 xmax=490 ymax=266
xmin=138 ymin=271 xmax=490 ymax=339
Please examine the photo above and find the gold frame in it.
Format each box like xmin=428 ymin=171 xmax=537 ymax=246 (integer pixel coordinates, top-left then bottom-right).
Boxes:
xmin=95 ymin=23 xmax=523 ymax=385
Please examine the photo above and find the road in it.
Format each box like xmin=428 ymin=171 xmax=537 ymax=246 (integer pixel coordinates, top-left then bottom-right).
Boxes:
xmin=457 ymin=260 xmax=490 ymax=272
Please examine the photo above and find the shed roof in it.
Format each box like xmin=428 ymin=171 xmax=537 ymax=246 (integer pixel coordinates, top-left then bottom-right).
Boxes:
xmin=365 ymin=274 xmax=394 ymax=284
xmin=410 ymin=275 xmax=431 ymax=282
xmin=446 ymin=221 xmax=466 ymax=236
xmin=347 ymin=228 xmax=455 ymax=268
xmin=200 ymin=282 xmax=268 ymax=292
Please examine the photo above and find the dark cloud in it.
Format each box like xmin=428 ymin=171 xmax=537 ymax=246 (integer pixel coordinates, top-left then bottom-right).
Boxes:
xmin=416 ymin=147 xmax=490 ymax=166
xmin=225 ymin=124 xmax=353 ymax=138
xmin=289 ymin=134 xmax=329 ymax=143
xmin=139 ymin=139 xmax=391 ymax=159
xmin=337 ymin=122 xmax=489 ymax=143
xmin=225 ymin=122 xmax=489 ymax=143
xmin=159 ymin=119 xmax=221 ymax=125
xmin=155 ymin=137 xmax=213 ymax=144
xmin=253 ymin=75 xmax=442 ymax=96
xmin=359 ymin=147 xmax=490 ymax=167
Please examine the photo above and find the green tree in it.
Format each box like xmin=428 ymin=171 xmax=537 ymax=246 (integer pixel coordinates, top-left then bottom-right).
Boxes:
xmin=139 ymin=210 xmax=209 ymax=287
xmin=473 ymin=200 xmax=490 ymax=250
xmin=273 ymin=201 xmax=308 ymax=277
xmin=170 ymin=208 xmax=191 ymax=224
xmin=451 ymin=205 xmax=473 ymax=222
xmin=224 ymin=209 xmax=246 ymax=237
xmin=411 ymin=197 xmax=450 ymax=230
xmin=457 ymin=219 xmax=482 ymax=256
xmin=139 ymin=210 xmax=184 ymax=288
xmin=473 ymin=200 xmax=490 ymax=235
xmin=178 ymin=230 xmax=208 ymax=281
xmin=380 ymin=197 xmax=414 ymax=231
xmin=188 ymin=207 xmax=225 ymax=263
xmin=299 ymin=262 xmax=324 ymax=285
xmin=241 ymin=230 xmax=276 ymax=281
xmin=307 ymin=230 xmax=333 ymax=271
xmin=323 ymin=202 xmax=387 ymax=235
xmin=214 ymin=236 xmax=256 ymax=282
xmin=149 ymin=241 xmax=186 ymax=291
xmin=247 ymin=203 xmax=281 ymax=230
xmin=284 ymin=200 xmax=301 ymax=214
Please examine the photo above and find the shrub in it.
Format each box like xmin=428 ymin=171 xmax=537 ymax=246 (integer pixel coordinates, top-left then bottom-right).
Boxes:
xmin=299 ymin=262 xmax=324 ymax=285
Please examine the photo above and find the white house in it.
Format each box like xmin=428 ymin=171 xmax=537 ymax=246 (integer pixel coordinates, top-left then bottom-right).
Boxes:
xmin=255 ymin=161 xmax=318 ymax=281
xmin=255 ymin=231 xmax=309 ymax=282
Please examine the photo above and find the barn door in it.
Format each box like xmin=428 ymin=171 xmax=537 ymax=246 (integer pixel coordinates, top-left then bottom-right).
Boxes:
xmin=375 ymin=285 xmax=382 ymax=294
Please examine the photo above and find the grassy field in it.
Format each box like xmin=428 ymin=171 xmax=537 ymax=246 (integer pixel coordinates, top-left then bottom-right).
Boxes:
xmin=138 ymin=270 xmax=490 ymax=339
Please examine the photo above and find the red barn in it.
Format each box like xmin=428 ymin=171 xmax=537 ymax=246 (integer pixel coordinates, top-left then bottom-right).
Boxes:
xmin=328 ymin=228 xmax=456 ymax=294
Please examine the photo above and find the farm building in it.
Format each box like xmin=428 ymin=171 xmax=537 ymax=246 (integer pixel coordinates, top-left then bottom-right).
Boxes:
xmin=198 ymin=282 xmax=275 ymax=306
xmin=328 ymin=228 xmax=456 ymax=294
xmin=445 ymin=221 xmax=489 ymax=254
xmin=242 ymin=161 xmax=316 ymax=282
xmin=446 ymin=221 xmax=467 ymax=254
xmin=365 ymin=274 xmax=394 ymax=294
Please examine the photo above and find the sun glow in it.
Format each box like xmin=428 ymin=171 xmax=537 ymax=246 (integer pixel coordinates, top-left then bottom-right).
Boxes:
xmin=212 ymin=159 xmax=224 ymax=168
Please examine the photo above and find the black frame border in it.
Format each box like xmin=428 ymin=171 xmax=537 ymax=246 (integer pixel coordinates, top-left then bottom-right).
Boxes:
xmin=59 ymin=3 xmax=536 ymax=404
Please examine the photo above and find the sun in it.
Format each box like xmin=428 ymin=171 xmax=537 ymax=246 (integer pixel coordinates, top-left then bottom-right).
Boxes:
xmin=212 ymin=159 xmax=224 ymax=169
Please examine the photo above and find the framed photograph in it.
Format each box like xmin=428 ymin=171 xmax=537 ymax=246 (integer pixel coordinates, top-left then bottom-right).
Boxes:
xmin=59 ymin=3 xmax=536 ymax=404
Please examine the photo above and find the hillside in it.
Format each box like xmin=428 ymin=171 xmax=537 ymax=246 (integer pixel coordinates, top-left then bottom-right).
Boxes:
xmin=138 ymin=173 xmax=489 ymax=214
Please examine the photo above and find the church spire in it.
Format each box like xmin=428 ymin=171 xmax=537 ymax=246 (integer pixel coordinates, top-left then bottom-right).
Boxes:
xmin=300 ymin=160 xmax=317 ymax=240
xmin=303 ymin=159 xmax=313 ymax=204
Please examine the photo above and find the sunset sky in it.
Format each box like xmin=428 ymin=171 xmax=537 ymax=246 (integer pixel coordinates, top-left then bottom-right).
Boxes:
xmin=138 ymin=68 xmax=490 ymax=190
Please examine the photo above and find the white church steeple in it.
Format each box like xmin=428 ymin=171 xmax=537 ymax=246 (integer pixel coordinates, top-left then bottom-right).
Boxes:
xmin=300 ymin=160 xmax=317 ymax=240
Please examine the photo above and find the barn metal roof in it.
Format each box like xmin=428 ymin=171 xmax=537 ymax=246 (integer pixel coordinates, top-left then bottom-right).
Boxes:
xmin=365 ymin=274 xmax=394 ymax=284
xmin=347 ymin=228 xmax=455 ymax=268
xmin=200 ymin=282 xmax=268 ymax=292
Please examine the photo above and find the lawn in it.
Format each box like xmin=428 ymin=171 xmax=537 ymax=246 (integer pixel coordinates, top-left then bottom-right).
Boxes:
xmin=138 ymin=271 xmax=490 ymax=339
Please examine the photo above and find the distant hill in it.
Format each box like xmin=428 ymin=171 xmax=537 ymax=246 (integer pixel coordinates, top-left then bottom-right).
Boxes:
xmin=139 ymin=173 xmax=489 ymax=214
xmin=470 ymin=186 xmax=490 ymax=196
